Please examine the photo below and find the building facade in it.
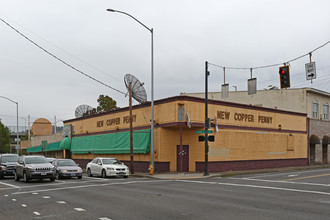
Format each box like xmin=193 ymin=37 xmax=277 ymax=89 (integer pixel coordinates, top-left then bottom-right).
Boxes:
xmin=62 ymin=96 xmax=307 ymax=172
xmin=182 ymin=87 xmax=330 ymax=165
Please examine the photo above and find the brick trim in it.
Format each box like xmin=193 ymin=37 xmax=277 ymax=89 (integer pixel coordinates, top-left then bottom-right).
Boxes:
xmin=196 ymin=158 xmax=308 ymax=172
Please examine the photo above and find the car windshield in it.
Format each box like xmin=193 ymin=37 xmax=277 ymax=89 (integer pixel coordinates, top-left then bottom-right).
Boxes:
xmin=2 ymin=155 xmax=19 ymax=163
xmin=57 ymin=160 xmax=76 ymax=166
xmin=25 ymin=157 xmax=48 ymax=164
xmin=102 ymin=158 xmax=121 ymax=165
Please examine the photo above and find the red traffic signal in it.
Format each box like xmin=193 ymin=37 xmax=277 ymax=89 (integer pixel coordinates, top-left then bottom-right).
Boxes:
xmin=279 ymin=66 xmax=290 ymax=89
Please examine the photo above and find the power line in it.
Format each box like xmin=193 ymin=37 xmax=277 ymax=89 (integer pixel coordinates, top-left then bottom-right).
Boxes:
xmin=0 ymin=17 xmax=126 ymax=95
xmin=209 ymin=40 xmax=330 ymax=70
xmin=0 ymin=11 xmax=123 ymax=83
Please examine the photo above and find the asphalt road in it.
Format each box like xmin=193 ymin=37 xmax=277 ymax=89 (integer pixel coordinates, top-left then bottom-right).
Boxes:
xmin=1 ymin=168 xmax=330 ymax=220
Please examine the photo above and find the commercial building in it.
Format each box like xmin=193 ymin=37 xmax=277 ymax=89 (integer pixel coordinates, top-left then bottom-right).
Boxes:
xmin=181 ymin=87 xmax=330 ymax=165
xmin=62 ymin=95 xmax=307 ymax=172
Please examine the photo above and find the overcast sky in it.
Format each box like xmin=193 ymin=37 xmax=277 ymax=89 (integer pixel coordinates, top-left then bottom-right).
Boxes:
xmin=1 ymin=0 xmax=330 ymax=128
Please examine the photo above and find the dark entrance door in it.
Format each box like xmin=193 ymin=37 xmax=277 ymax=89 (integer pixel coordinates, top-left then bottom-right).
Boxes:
xmin=65 ymin=149 xmax=72 ymax=159
xmin=310 ymin=144 xmax=315 ymax=165
xmin=177 ymin=145 xmax=189 ymax=172
xmin=322 ymin=144 xmax=328 ymax=164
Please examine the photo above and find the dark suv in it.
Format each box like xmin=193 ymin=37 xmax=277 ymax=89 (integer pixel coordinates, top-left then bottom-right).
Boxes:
xmin=0 ymin=154 xmax=19 ymax=179
xmin=15 ymin=155 xmax=56 ymax=182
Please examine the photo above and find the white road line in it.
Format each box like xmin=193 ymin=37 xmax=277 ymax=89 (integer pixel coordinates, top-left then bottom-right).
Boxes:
xmin=12 ymin=180 xmax=172 ymax=195
xmin=32 ymin=192 xmax=39 ymax=195
xmin=0 ymin=187 xmax=20 ymax=191
xmin=0 ymin=182 xmax=67 ymax=191
xmin=228 ymin=177 xmax=330 ymax=187
xmin=82 ymin=176 xmax=126 ymax=182
xmin=43 ymin=196 xmax=50 ymax=199
xmin=56 ymin=201 xmax=66 ymax=204
xmin=74 ymin=208 xmax=86 ymax=211
xmin=33 ymin=212 xmax=41 ymax=216
xmin=82 ymin=176 xmax=108 ymax=180
xmin=288 ymin=174 xmax=299 ymax=177
xmin=12 ymin=199 xmax=17 ymax=201
xmin=5 ymin=195 xmax=8 ymax=197
xmin=21 ymin=204 xmax=27 ymax=207
xmin=0 ymin=181 xmax=21 ymax=189
xmin=244 ymin=168 xmax=330 ymax=179
xmin=99 ymin=217 xmax=112 ymax=220
xmin=177 ymin=179 xmax=330 ymax=196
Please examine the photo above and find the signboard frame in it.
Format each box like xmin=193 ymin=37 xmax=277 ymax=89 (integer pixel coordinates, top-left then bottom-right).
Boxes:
xmin=305 ymin=62 xmax=316 ymax=80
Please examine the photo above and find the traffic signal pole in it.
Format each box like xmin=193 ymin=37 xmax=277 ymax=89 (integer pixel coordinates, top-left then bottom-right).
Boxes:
xmin=204 ymin=61 xmax=209 ymax=176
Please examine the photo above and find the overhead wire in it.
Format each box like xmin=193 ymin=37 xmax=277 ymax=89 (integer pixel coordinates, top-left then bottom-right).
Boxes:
xmin=0 ymin=17 xmax=126 ymax=95
xmin=208 ymin=41 xmax=330 ymax=99
xmin=209 ymin=40 xmax=330 ymax=70
xmin=0 ymin=11 xmax=123 ymax=83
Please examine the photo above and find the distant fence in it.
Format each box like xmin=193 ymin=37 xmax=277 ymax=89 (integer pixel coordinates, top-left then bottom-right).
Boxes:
xmin=8 ymin=126 xmax=63 ymax=135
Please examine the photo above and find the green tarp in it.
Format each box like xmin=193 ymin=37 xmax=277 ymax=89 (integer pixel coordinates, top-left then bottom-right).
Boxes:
xmin=60 ymin=137 xmax=71 ymax=150
xmin=45 ymin=142 xmax=61 ymax=151
xmin=71 ymin=129 xmax=151 ymax=154
xmin=26 ymin=141 xmax=61 ymax=153
xmin=26 ymin=146 xmax=42 ymax=153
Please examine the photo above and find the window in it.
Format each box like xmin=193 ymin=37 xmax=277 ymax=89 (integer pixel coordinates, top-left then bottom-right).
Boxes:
xmin=324 ymin=104 xmax=329 ymax=120
xmin=312 ymin=101 xmax=319 ymax=119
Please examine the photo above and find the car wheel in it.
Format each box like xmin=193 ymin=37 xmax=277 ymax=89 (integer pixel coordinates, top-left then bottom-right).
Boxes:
xmin=23 ymin=172 xmax=29 ymax=183
xmin=101 ymin=169 xmax=107 ymax=178
xmin=123 ymin=176 xmax=128 ymax=178
xmin=78 ymin=176 xmax=82 ymax=179
xmin=0 ymin=173 xmax=4 ymax=180
xmin=87 ymin=168 xmax=92 ymax=177
xmin=56 ymin=171 xmax=61 ymax=180
xmin=14 ymin=172 xmax=20 ymax=181
xmin=50 ymin=177 xmax=55 ymax=182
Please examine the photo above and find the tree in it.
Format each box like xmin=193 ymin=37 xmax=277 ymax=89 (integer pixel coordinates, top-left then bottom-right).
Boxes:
xmin=0 ymin=120 xmax=11 ymax=153
xmin=96 ymin=95 xmax=118 ymax=112
xmin=20 ymin=130 xmax=32 ymax=141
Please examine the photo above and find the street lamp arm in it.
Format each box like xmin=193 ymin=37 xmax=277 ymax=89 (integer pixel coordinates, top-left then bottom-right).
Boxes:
xmin=0 ymin=96 xmax=18 ymax=104
xmin=106 ymin=9 xmax=152 ymax=33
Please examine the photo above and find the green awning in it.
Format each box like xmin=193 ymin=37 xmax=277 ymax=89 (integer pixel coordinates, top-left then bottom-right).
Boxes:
xmin=71 ymin=129 xmax=151 ymax=154
xmin=45 ymin=142 xmax=61 ymax=151
xmin=60 ymin=137 xmax=71 ymax=150
xmin=26 ymin=141 xmax=61 ymax=153
xmin=27 ymin=146 xmax=42 ymax=153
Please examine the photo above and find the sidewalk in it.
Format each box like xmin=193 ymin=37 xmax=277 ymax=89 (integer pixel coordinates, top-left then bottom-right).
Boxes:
xmin=130 ymin=164 xmax=330 ymax=180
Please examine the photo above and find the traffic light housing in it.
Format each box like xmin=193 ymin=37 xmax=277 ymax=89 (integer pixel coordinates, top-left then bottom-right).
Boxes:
xmin=279 ymin=66 xmax=290 ymax=89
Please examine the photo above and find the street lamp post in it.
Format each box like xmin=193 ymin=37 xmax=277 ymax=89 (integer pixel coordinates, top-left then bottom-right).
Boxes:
xmin=0 ymin=96 xmax=19 ymax=154
xmin=106 ymin=9 xmax=155 ymax=174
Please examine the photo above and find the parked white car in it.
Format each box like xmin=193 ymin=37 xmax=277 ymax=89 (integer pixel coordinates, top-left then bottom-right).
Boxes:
xmin=86 ymin=157 xmax=129 ymax=178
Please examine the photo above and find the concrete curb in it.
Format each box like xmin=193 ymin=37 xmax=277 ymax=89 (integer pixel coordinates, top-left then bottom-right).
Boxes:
xmin=129 ymin=165 xmax=330 ymax=180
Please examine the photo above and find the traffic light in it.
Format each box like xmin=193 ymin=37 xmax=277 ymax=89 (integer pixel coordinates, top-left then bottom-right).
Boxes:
xmin=279 ymin=66 xmax=290 ymax=89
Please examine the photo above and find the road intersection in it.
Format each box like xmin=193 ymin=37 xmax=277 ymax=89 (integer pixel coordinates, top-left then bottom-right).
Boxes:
xmin=1 ymin=168 xmax=330 ymax=219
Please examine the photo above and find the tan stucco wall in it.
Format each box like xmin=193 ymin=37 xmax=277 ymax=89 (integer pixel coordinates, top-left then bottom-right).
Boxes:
xmin=182 ymin=89 xmax=307 ymax=114
xmin=30 ymin=132 xmax=63 ymax=147
xmin=306 ymin=91 xmax=330 ymax=119
xmin=64 ymin=97 xmax=307 ymax=172
xmin=182 ymin=88 xmax=330 ymax=120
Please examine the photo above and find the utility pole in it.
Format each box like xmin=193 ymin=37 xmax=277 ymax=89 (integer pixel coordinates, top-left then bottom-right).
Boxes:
xmin=54 ymin=115 xmax=57 ymax=134
xmin=204 ymin=61 xmax=209 ymax=176
xmin=28 ymin=115 xmax=31 ymax=141
xmin=129 ymin=82 xmax=134 ymax=174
